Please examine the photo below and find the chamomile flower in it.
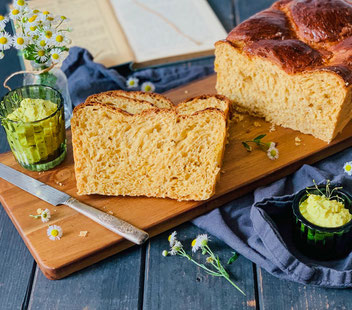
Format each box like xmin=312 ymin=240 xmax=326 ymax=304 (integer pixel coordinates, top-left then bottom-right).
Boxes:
xmin=34 ymin=47 xmax=48 ymax=62
xmin=206 ymin=256 xmax=214 ymax=264
xmin=0 ymin=15 xmax=9 ymax=30
xmin=170 ymin=240 xmax=183 ymax=255
xmin=36 ymin=36 xmax=50 ymax=48
xmin=168 ymin=231 xmax=177 ymax=247
xmin=25 ymin=24 xmax=39 ymax=37
xmin=52 ymin=32 xmax=68 ymax=46
xmin=13 ymin=0 xmax=27 ymax=11
xmin=9 ymin=8 xmax=22 ymax=20
xmin=191 ymin=234 xmax=209 ymax=252
xmin=141 ymin=81 xmax=155 ymax=92
xmin=344 ymin=161 xmax=352 ymax=176
xmin=267 ymin=146 xmax=279 ymax=160
xmin=39 ymin=10 xmax=54 ymax=25
xmin=13 ymin=34 xmax=28 ymax=49
xmin=162 ymin=250 xmax=169 ymax=257
xmin=50 ymin=48 xmax=64 ymax=64
xmin=47 ymin=225 xmax=63 ymax=241
xmin=27 ymin=13 xmax=39 ymax=27
xmin=40 ymin=208 xmax=51 ymax=223
xmin=126 ymin=77 xmax=139 ymax=89
xmin=43 ymin=28 xmax=54 ymax=40
xmin=54 ymin=15 xmax=70 ymax=24
xmin=0 ymin=32 xmax=12 ymax=50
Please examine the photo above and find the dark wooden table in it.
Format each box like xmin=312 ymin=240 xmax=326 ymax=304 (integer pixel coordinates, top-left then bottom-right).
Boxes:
xmin=1 ymin=1 xmax=351 ymax=309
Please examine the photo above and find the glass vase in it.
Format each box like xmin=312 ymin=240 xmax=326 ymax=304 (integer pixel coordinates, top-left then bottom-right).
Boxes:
xmin=23 ymin=65 xmax=72 ymax=129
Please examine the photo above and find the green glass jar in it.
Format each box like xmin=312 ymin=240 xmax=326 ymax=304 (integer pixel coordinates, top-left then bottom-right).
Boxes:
xmin=292 ymin=185 xmax=352 ymax=260
xmin=0 ymin=85 xmax=66 ymax=171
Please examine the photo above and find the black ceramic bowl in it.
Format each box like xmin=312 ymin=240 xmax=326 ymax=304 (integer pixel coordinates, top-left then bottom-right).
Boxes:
xmin=292 ymin=185 xmax=352 ymax=260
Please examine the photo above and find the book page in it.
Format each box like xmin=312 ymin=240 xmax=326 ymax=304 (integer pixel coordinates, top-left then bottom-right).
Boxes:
xmin=109 ymin=0 xmax=228 ymax=64
xmin=29 ymin=0 xmax=134 ymax=67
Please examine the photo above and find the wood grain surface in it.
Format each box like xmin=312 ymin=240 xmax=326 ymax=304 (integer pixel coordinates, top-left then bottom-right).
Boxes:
xmin=1 ymin=74 xmax=352 ymax=280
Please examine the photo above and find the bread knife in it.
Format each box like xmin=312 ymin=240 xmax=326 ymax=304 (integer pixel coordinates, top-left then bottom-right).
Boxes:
xmin=0 ymin=163 xmax=149 ymax=245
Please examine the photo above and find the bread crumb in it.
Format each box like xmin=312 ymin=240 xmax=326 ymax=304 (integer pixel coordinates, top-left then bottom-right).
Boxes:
xmin=232 ymin=113 xmax=244 ymax=122
xmin=38 ymin=171 xmax=44 ymax=175
xmin=79 ymin=231 xmax=88 ymax=237
xmin=36 ymin=208 xmax=43 ymax=215
xmin=55 ymin=181 xmax=63 ymax=186
xmin=184 ymin=90 xmax=189 ymax=94
xmin=269 ymin=124 xmax=276 ymax=132
xmin=295 ymin=136 xmax=302 ymax=146
xmin=221 ymin=170 xmax=226 ymax=174
xmin=108 ymin=211 xmax=114 ymax=215
xmin=253 ymin=121 xmax=261 ymax=127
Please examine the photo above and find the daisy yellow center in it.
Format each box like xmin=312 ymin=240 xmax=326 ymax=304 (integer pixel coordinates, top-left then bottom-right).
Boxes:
xmin=0 ymin=15 xmax=4 ymax=21
xmin=129 ymin=80 xmax=135 ymax=85
xmin=17 ymin=0 xmax=25 ymax=6
xmin=37 ymin=50 xmax=45 ymax=56
xmin=0 ymin=37 xmax=8 ymax=44
xmin=29 ymin=26 xmax=36 ymax=31
xmin=33 ymin=9 xmax=40 ymax=14
xmin=52 ymin=53 xmax=59 ymax=59
xmin=191 ymin=239 xmax=196 ymax=247
xmin=12 ymin=9 xmax=20 ymax=15
xmin=61 ymin=16 xmax=67 ymax=20
xmin=144 ymin=85 xmax=152 ymax=92
xmin=28 ymin=15 xmax=37 ymax=23
xmin=43 ymin=10 xmax=50 ymax=15
xmin=17 ymin=37 xmax=24 ymax=44
xmin=42 ymin=213 xmax=47 ymax=218
xmin=168 ymin=235 xmax=171 ymax=241
xmin=48 ymin=17 xmax=54 ymax=21
xmin=346 ymin=165 xmax=351 ymax=172
xmin=45 ymin=31 xmax=52 ymax=38
xmin=50 ymin=229 xmax=59 ymax=237
xmin=39 ymin=40 xmax=46 ymax=46
xmin=270 ymin=149 xmax=277 ymax=157
xmin=56 ymin=35 xmax=63 ymax=42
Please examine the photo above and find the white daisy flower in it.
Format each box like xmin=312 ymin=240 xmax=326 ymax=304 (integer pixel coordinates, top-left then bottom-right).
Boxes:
xmin=36 ymin=35 xmax=50 ymax=48
xmin=0 ymin=15 xmax=9 ymax=30
xmin=126 ymin=77 xmax=139 ymax=89
xmin=27 ymin=13 xmax=39 ymax=27
xmin=191 ymin=234 xmax=209 ymax=252
xmin=13 ymin=0 xmax=27 ymax=10
xmin=168 ymin=231 xmax=177 ymax=247
xmin=0 ymin=32 xmax=12 ymax=50
xmin=170 ymin=241 xmax=183 ymax=255
xmin=267 ymin=146 xmax=279 ymax=160
xmin=13 ymin=34 xmax=28 ymax=49
xmin=52 ymin=32 xmax=69 ymax=46
xmin=0 ymin=51 xmax=4 ymax=59
xmin=47 ymin=225 xmax=63 ymax=241
xmin=50 ymin=48 xmax=64 ymax=64
xmin=141 ymin=81 xmax=155 ymax=92
xmin=9 ymin=8 xmax=22 ymax=20
xmin=344 ymin=161 xmax=352 ymax=176
xmin=40 ymin=208 xmax=51 ymax=223
xmin=34 ymin=47 xmax=48 ymax=63
xmin=43 ymin=28 xmax=54 ymax=40
xmin=39 ymin=10 xmax=54 ymax=25
xmin=162 ymin=250 xmax=168 ymax=257
xmin=25 ymin=24 xmax=39 ymax=37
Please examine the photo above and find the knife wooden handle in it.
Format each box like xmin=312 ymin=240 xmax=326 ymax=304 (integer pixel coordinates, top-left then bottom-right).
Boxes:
xmin=64 ymin=197 xmax=149 ymax=245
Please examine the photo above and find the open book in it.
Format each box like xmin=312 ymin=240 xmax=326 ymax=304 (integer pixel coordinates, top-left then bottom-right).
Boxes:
xmin=29 ymin=0 xmax=227 ymax=69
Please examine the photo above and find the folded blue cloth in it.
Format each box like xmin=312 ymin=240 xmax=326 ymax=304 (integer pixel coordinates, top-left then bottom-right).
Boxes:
xmin=62 ymin=47 xmax=351 ymax=287
xmin=62 ymin=47 xmax=214 ymax=107
xmin=193 ymin=149 xmax=352 ymax=288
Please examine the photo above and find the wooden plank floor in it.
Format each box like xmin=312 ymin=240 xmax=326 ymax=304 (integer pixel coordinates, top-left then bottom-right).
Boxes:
xmin=1 ymin=0 xmax=352 ymax=309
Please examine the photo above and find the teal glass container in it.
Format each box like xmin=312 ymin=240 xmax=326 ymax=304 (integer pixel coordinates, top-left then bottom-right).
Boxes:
xmin=292 ymin=185 xmax=352 ymax=260
xmin=0 ymin=85 xmax=66 ymax=171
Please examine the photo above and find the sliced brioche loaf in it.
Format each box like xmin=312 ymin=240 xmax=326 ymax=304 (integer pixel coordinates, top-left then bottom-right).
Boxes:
xmin=71 ymin=93 xmax=230 ymax=201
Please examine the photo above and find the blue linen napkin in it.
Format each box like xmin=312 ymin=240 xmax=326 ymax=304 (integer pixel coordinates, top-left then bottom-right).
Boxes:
xmin=62 ymin=47 xmax=351 ymax=287
xmin=193 ymin=149 xmax=352 ymax=288
xmin=61 ymin=47 xmax=214 ymax=107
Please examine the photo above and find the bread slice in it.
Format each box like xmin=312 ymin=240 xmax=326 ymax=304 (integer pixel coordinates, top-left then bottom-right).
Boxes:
xmin=71 ymin=93 xmax=230 ymax=201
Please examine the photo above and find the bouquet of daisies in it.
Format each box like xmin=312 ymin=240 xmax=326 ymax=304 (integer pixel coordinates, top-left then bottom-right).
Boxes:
xmin=0 ymin=0 xmax=71 ymax=67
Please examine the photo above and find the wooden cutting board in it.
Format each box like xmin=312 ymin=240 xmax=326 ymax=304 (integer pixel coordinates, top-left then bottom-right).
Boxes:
xmin=1 ymin=74 xmax=352 ymax=280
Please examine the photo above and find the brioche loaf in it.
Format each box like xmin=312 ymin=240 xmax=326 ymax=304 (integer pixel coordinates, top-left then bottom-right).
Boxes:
xmin=71 ymin=92 xmax=230 ymax=201
xmin=215 ymin=0 xmax=352 ymax=143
